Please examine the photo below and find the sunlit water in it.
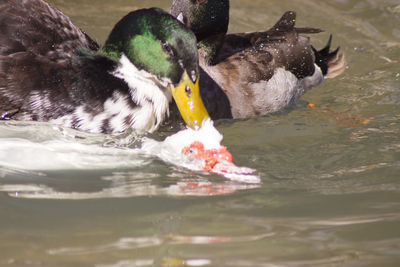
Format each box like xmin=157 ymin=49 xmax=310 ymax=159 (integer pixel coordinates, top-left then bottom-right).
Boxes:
xmin=1 ymin=0 xmax=400 ymax=266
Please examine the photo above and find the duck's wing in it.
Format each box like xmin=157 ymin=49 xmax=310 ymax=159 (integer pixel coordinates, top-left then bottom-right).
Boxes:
xmin=199 ymin=11 xmax=345 ymax=119
xmin=201 ymin=40 xmax=311 ymax=118
xmin=0 ymin=0 xmax=100 ymax=120
xmin=0 ymin=0 xmax=98 ymax=56
xmin=265 ymin=11 xmax=345 ymax=79
xmin=218 ymin=11 xmax=344 ymax=78
xmin=200 ymin=12 xmax=329 ymax=118
xmin=215 ymin=11 xmax=322 ymax=63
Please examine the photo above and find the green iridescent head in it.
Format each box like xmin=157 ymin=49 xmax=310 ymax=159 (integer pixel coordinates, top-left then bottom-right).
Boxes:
xmin=103 ymin=8 xmax=199 ymax=85
xmin=103 ymin=8 xmax=209 ymax=129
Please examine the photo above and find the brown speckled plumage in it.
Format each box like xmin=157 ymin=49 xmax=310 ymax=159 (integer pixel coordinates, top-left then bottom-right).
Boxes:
xmin=171 ymin=1 xmax=345 ymax=119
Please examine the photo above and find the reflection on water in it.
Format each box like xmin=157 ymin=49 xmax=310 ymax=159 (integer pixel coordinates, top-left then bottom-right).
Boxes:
xmin=26 ymin=214 xmax=400 ymax=266
xmin=48 ymin=232 xmax=274 ymax=256
xmin=1 ymin=0 xmax=400 ymax=266
xmin=0 ymin=176 xmax=259 ymax=199
xmin=0 ymin=121 xmax=260 ymax=199
xmin=306 ymin=103 xmax=371 ymax=127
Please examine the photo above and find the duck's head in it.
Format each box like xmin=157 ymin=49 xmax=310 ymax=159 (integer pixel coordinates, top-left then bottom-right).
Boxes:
xmin=102 ymin=8 xmax=209 ymax=130
xmin=170 ymin=0 xmax=229 ymax=63
xmin=171 ymin=0 xmax=229 ymax=41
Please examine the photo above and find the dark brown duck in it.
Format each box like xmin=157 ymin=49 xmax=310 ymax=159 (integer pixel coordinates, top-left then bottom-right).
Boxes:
xmin=170 ymin=0 xmax=345 ymax=120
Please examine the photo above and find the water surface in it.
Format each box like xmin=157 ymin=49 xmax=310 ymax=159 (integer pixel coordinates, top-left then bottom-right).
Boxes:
xmin=1 ymin=0 xmax=400 ymax=266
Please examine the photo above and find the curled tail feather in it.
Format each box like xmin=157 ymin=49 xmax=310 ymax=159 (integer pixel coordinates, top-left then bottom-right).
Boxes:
xmin=312 ymin=35 xmax=346 ymax=78
xmin=271 ymin=11 xmax=345 ymax=79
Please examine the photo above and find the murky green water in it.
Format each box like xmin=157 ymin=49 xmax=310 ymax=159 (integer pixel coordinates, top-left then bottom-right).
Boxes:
xmin=1 ymin=0 xmax=400 ymax=266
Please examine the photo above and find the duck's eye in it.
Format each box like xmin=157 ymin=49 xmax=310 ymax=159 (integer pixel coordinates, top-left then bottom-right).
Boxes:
xmin=162 ymin=43 xmax=174 ymax=57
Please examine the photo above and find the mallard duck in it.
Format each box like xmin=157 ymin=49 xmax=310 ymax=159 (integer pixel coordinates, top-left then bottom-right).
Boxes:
xmin=0 ymin=0 xmax=210 ymax=133
xmin=170 ymin=0 xmax=345 ymax=119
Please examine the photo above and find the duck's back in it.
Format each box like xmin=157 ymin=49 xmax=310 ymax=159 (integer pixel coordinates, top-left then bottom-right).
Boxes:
xmin=201 ymin=42 xmax=320 ymax=118
xmin=0 ymin=0 xmax=98 ymax=56
xmin=200 ymin=11 xmax=327 ymax=118
xmin=0 ymin=0 xmax=100 ymax=120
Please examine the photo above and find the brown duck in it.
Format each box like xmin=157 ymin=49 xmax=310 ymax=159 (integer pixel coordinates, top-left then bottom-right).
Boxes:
xmin=170 ymin=0 xmax=345 ymax=120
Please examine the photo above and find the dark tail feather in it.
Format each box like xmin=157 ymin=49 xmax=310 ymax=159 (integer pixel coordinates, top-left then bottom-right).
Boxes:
xmin=296 ymin=27 xmax=324 ymax=34
xmin=271 ymin=12 xmax=345 ymax=78
xmin=312 ymin=35 xmax=345 ymax=78
xmin=271 ymin=11 xmax=324 ymax=34
xmin=271 ymin=11 xmax=297 ymax=32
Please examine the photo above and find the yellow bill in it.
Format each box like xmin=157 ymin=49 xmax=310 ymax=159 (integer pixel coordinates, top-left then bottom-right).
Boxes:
xmin=170 ymin=71 xmax=210 ymax=130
